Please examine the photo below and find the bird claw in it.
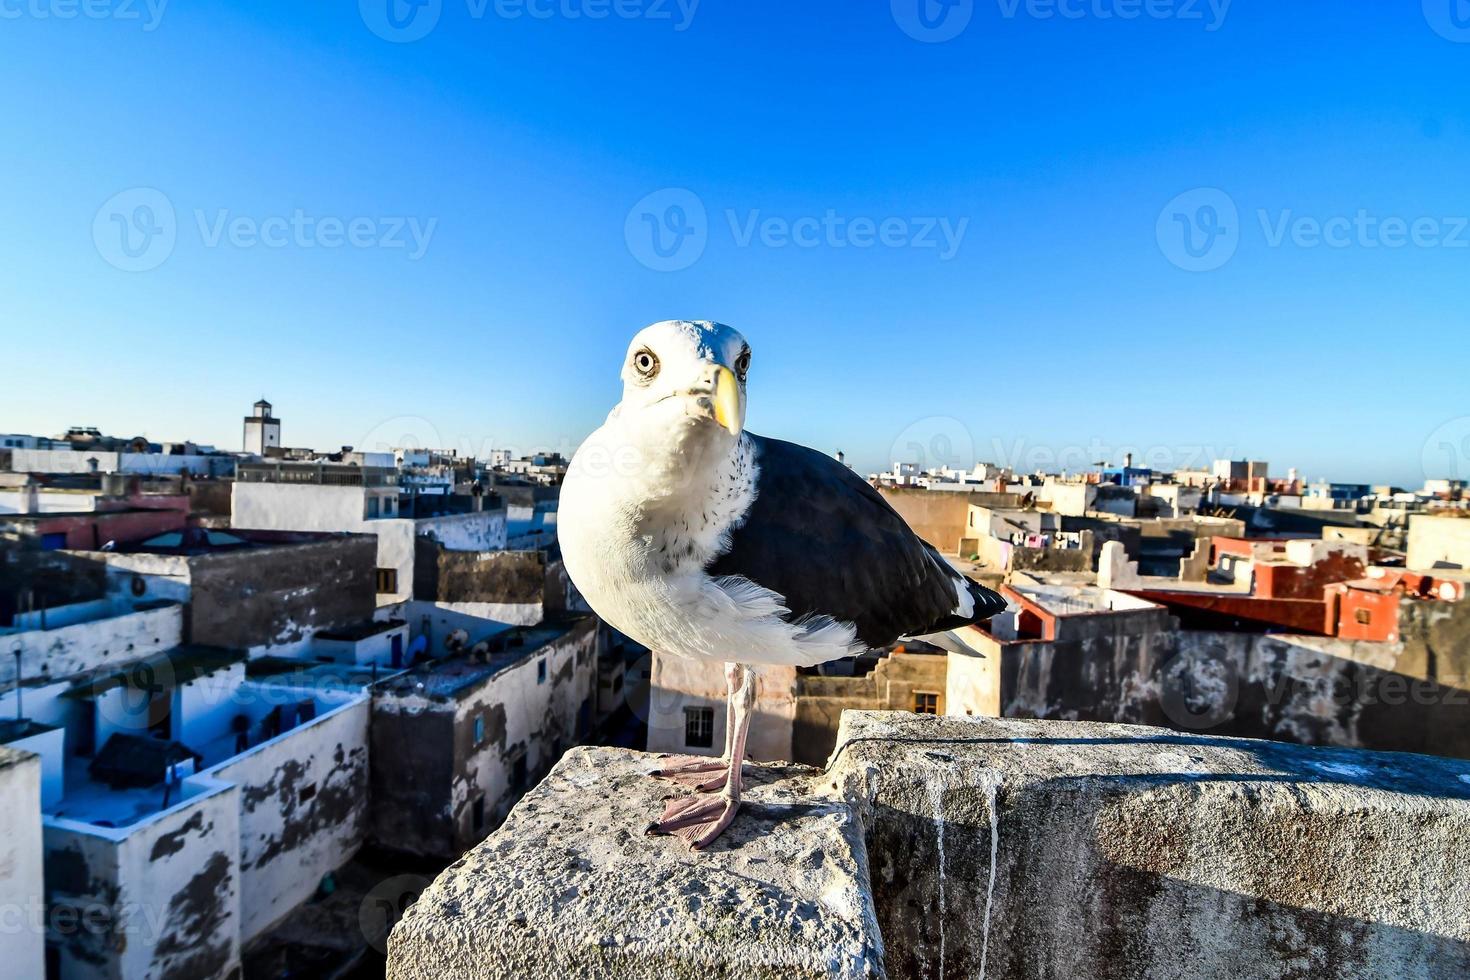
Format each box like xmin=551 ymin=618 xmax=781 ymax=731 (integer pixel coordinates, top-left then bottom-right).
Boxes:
xmin=650 ymin=756 xmax=737 ymax=793
xmin=646 ymin=794 xmax=741 ymax=850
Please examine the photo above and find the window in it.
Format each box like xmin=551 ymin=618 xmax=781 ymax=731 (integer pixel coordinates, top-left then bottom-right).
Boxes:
xmin=367 ymin=497 xmax=380 ymax=518
xmin=375 ymin=568 xmax=398 ymax=594
xmin=913 ymin=692 xmax=940 ymax=715
xmin=472 ymin=796 xmax=485 ymax=833
xmin=1355 ymin=608 xmax=1372 ymax=625
xmin=473 ymin=716 xmax=485 ymax=745
xmin=537 ymin=659 xmax=547 ymax=684
xmin=684 ymin=706 xmax=715 ymax=749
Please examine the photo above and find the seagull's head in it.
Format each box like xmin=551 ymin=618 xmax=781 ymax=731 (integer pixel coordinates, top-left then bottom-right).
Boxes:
xmin=616 ymin=320 xmax=749 ymax=440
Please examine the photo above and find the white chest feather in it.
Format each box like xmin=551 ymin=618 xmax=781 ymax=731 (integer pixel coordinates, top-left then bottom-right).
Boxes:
xmin=560 ymin=419 xmax=861 ymax=668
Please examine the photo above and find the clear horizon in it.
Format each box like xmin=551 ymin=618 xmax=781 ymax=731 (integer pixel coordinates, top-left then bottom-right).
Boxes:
xmin=3 ymin=1 xmax=1468 ymax=489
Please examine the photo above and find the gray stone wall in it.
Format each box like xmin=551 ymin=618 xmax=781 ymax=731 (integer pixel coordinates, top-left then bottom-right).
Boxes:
xmin=996 ymin=600 xmax=1470 ymax=760
xmin=387 ymin=711 xmax=1470 ymax=980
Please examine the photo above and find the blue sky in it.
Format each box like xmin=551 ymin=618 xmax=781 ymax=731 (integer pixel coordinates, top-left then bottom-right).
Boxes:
xmin=2 ymin=0 xmax=1468 ymax=486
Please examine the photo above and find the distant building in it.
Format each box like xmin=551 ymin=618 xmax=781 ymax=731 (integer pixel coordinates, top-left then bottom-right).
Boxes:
xmin=242 ymin=399 xmax=282 ymax=455
xmin=0 ymin=590 xmax=371 ymax=979
xmin=1406 ymin=513 xmax=1470 ymax=571
xmin=646 ymin=646 xmax=948 ymax=767
xmin=0 ymin=745 xmax=44 ymax=980
xmin=232 ymin=462 xmax=507 ymax=605
xmin=370 ymin=615 xmax=599 ymax=857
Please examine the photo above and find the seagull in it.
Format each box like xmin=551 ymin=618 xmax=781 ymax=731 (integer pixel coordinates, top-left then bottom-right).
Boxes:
xmin=559 ymin=321 xmax=1005 ymax=849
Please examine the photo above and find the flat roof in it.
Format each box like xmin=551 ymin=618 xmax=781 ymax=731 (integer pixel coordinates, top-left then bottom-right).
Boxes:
xmin=62 ymin=646 xmax=245 ymax=700
xmin=376 ymin=616 xmax=593 ymax=700
xmin=0 ymin=719 xmax=59 ymax=743
xmin=316 ymin=618 xmax=406 ymax=642
xmin=1010 ymin=583 xmax=1162 ymax=616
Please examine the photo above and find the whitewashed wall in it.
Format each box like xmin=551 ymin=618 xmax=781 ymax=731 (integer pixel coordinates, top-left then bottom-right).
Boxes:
xmin=0 ymin=749 xmax=45 ymax=980
xmin=44 ymin=778 xmax=242 ymax=980
xmin=0 ymin=602 xmax=184 ymax=692
xmin=205 ymin=693 xmax=369 ymax=942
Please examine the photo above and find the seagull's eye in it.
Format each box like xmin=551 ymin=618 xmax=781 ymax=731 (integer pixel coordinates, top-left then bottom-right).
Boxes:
xmin=632 ymin=349 xmax=659 ymax=380
xmin=734 ymin=349 xmax=751 ymax=381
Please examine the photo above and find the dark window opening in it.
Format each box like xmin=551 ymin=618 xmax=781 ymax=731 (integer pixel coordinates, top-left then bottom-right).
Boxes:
xmin=375 ymin=567 xmax=398 ymax=594
xmin=684 ymin=706 xmax=715 ymax=749
xmin=1355 ymin=607 xmax=1372 ymax=625
xmin=537 ymin=659 xmax=547 ymax=684
xmin=472 ymin=796 xmax=485 ymax=833
xmin=913 ymin=692 xmax=940 ymax=715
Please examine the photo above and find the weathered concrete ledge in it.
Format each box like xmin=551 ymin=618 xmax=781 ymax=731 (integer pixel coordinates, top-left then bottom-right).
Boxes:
xmin=389 ymin=713 xmax=1470 ymax=980
xmin=834 ymin=712 xmax=1470 ymax=979
xmin=387 ymin=745 xmax=883 ymax=979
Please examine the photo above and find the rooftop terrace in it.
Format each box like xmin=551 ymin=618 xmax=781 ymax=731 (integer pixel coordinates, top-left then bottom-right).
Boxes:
xmin=375 ymin=615 xmax=593 ymax=700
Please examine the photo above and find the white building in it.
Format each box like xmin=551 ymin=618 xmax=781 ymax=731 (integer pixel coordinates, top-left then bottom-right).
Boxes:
xmin=242 ymin=399 xmax=282 ymax=456
xmin=0 ymin=593 xmax=372 ymax=980
xmin=0 ymin=745 xmax=45 ymax=980
xmin=232 ymin=462 xmax=507 ymax=605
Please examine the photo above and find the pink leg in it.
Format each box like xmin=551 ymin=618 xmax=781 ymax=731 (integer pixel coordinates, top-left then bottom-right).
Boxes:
xmin=648 ymin=662 xmax=754 ymax=850
xmin=651 ymin=661 xmax=745 ymax=793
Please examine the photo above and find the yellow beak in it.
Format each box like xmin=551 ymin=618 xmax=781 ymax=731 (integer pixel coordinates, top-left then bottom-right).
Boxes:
xmin=712 ymin=365 xmax=742 ymax=436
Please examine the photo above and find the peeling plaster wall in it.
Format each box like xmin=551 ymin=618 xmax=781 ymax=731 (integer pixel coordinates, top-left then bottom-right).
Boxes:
xmin=414 ymin=511 xmax=507 ymax=552
xmin=186 ymin=538 xmax=377 ymax=649
xmin=205 ymin=694 xmax=369 ymax=942
xmin=44 ymin=780 xmax=241 ymax=980
xmin=370 ymin=618 xmax=598 ymax=858
xmin=0 ymin=602 xmax=183 ymax=693
xmin=414 ymin=547 xmax=544 ymax=605
xmin=989 ymin=600 xmax=1470 ymax=759
xmin=0 ymin=748 xmax=45 ymax=980
xmin=448 ymin=619 xmax=596 ymax=850
xmin=95 ymin=538 xmax=378 ymax=650
xmin=92 ymin=553 xmax=193 ymax=605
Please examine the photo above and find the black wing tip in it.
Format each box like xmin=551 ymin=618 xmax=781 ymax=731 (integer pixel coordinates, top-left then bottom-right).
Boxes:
xmin=968 ymin=581 xmax=1008 ymax=621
